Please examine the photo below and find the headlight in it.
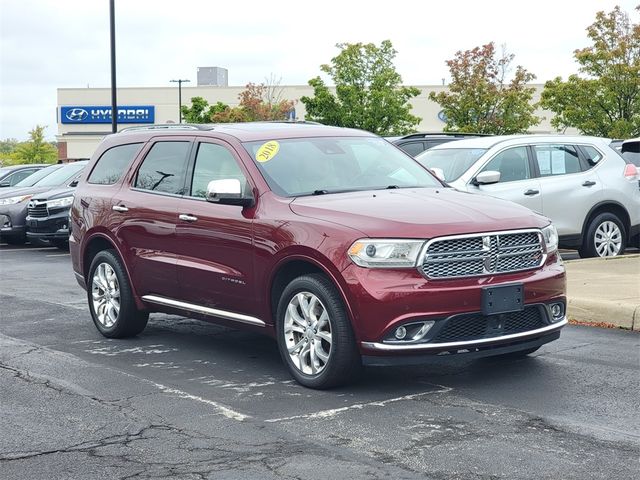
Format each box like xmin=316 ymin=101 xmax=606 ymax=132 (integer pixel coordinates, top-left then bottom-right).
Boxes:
xmin=47 ymin=196 xmax=74 ymax=209
xmin=541 ymin=224 xmax=558 ymax=253
xmin=0 ymin=194 xmax=32 ymax=206
xmin=348 ymin=239 xmax=425 ymax=268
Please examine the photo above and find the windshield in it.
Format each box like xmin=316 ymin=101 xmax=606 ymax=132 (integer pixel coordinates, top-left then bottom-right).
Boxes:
xmin=14 ymin=164 xmax=62 ymax=187
xmin=242 ymin=137 xmax=441 ymax=197
xmin=416 ymin=148 xmax=487 ymax=182
xmin=33 ymin=162 xmax=86 ymax=187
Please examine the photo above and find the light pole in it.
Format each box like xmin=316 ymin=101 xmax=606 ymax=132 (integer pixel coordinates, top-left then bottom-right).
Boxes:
xmin=109 ymin=0 xmax=117 ymax=133
xmin=170 ymin=79 xmax=190 ymax=123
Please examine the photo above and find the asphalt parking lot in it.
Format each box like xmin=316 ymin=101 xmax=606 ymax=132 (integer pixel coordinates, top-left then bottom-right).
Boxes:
xmin=1 ymin=243 xmax=639 ymax=479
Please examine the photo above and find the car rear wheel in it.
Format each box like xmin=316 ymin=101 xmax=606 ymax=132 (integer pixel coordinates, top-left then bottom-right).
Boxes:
xmin=276 ymin=274 xmax=361 ymax=389
xmin=579 ymin=212 xmax=626 ymax=258
xmin=88 ymin=249 xmax=148 ymax=338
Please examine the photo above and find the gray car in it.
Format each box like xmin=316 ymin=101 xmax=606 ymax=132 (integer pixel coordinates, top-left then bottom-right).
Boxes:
xmin=417 ymin=135 xmax=640 ymax=258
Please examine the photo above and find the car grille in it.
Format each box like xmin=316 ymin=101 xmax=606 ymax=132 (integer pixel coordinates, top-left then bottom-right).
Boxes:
xmin=27 ymin=202 xmax=49 ymax=218
xmin=432 ymin=306 xmax=547 ymax=343
xmin=421 ymin=230 xmax=544 ymax=279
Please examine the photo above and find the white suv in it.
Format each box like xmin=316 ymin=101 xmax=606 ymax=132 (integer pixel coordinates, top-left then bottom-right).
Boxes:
xmin=416 ymin=135 xmax=640 ymax=257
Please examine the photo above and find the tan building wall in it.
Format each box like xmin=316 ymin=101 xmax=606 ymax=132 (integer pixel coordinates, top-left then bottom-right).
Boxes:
xmin=57 ymin=84 xmax=573 ymax=160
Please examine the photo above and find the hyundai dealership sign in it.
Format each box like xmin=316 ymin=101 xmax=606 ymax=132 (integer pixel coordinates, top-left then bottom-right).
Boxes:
xmin=61 ymin=106 xmax=155 ymax=124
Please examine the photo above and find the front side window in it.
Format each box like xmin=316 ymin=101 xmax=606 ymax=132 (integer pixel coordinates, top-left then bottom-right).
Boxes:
xmin=89 ymin=143 xmax=143 ymax=185
xmin=190 ymin=143 xmax=247 ymax=198
xmin=533 ymin=144 xmax=581 ymax=176
xmin=416 ymin=148 xmax=487 ymax=182
xmin=134 ymin=141 xmax=190 ymax=195
xmin=481 ymin=146 xmax=531 ymax=182
xmin=6 ymin=169 xmax=36 ymax=186
xmin=243 ymin=136 xmax=441 ymax=197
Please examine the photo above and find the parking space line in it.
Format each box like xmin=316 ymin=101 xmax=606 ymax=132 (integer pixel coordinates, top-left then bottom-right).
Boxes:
xmin=0 ymin=247 xmax=57 ymax=252
xmin=46 ymin=253 xmax=70 ymax=257
xmin=264 ymin=385 xmax=452 ymax=423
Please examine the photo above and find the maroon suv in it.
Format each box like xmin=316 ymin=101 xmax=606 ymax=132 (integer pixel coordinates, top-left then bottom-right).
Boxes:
xmin=70 ymin=123 xmax=566 ymax=388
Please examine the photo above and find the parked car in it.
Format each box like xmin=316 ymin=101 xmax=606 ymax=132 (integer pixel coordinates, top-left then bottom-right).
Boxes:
xmin=0 ymin=164 xmax=48 ymax=188
xmin=621 ymin=137 xmax=640 ymax=169
xmin=392 ymin=132 xmax=491 ymax=156
xmin=70 ymin=123 xmax=566 ymax=389
xmin=25 ymin=186 xmax=76 ymax=249
xmin=416 ymin=135 xmax=640 ymax=257
xmin=0 ymin=161 xmax=87 ymax=244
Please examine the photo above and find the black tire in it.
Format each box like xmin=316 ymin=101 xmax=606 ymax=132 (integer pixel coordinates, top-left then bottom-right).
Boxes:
xmin=276 ymin=273 xmax=361 ymax=389
xmin=579 ymin=212 xmax=626 ymax=258
xmin=87 ymin=249 xmax=148 ymax=338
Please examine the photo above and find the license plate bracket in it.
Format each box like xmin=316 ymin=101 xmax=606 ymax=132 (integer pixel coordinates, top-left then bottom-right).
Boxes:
xmin=482 ymin=283 xmax=524 ymax=316
xmin=27 ymin=219 xmax=38 ymax=228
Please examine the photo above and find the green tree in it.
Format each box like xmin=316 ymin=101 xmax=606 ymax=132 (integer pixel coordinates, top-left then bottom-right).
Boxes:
xmin=430 ymin=43 xmax=539 ymax=134
xmin=12 ymin=125 xmax=57 ymax=164
xmin=301 ymin=40 xmax=421 ymax=135
xmin=541 ymin=5 xmax=640 ymax=138
xmin=181 ymin=97 xmax=230 ymax=123
xmin=0 ymin=138 xmax=19 ymax=155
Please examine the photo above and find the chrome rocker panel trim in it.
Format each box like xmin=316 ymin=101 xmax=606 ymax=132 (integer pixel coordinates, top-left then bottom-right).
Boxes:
xmin=362 ymin=317 xmax=567 ymax=352
xmin=141 ymin=295 xmax=265 ymax=327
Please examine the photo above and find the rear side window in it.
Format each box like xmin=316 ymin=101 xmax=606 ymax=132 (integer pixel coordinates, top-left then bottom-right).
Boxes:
xmin=398 ymin=142 xmax=425 ymax=156
xmin=135 ymin=141 xmax=190 ymax=195
xmin=533 ymin=144 xmax=581 ymax=176
xmin=581 ymin=145 xmax=603 ymax=167
xmin=88 ymin=143 xmax=143 ymax=185
xmin=6 ymin=169 xmax=37 ymax=186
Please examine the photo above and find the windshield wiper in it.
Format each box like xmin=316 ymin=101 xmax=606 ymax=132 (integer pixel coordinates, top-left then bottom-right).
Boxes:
xmin=385 ymin=185 xmax=400 ymax=189
xmin=312 ymin=189 xmax=329 ymax=195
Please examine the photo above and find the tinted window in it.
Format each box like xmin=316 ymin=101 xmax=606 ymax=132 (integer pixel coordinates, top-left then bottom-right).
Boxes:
xmin=34 ymin=162 xmax=86 ymax=187
xmin=135 ymin=142 xmax=190 ymax=195
xmin=5 ymin=169 xmax=36 ymax=186
xmin=14 ymin=165 xmax=62 ymax=187
xmin=243 ymin=137 xmax=441 ymax=197
xmin=533 ymin=144 xmax=581 ymax=176
xmin=417 ymin=148 xmax=488 ymax=182
xmin=190 ymin=143 xmax=247 ymax=198
xmin=398 ymin=142 xmax=425 ymax=156
xmin=621 ymin=140 xmax=640 ymax=167
xmin=89 ymin=143 xmax=142 ymax=185
xmin=481 ymin=147 xmax=531 ymax=182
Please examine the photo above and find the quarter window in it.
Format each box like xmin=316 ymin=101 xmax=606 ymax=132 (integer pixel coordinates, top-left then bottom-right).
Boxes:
xmin=88 ymin=143 xmax=143 ymax=185
xmin=533 ymin=145 xmax=581 ymax=176
xmin=190 ymin=143 xmax=247 ymax=198
xmin=581 ymin=145 xmax=603 ymax=167
xmin=481 ymin=147 xmax=531 ymax=182
xmin=135 ymin=142 xmax=190 ymax=195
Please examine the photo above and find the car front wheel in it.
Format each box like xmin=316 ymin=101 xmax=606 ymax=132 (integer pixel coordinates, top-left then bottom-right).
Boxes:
xmin=276 ymin=274 xmax=361 ymax=389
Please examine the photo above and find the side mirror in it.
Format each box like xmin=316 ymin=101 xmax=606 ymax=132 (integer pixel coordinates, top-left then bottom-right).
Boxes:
xmin=429 ymin=167 xmax=445 ymax=182
xmin=206 ymin=179 xmax=254 ymax=207
xmin=69 ymin=179 xmax=79 ymax=187
xmin=474 ymin=170 xmax=501 ymax=185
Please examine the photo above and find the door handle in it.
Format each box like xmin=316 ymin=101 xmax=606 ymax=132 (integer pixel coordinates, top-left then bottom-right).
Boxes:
xmin=582 ymin=181 xmax=596 ymax=187
xmin=112 ymin=205 xmax=129 ymax=212
xmin=524 ymin=189 xmax=539 ymax=196
xmin=179 ymin=214 xmax=198 ymax=222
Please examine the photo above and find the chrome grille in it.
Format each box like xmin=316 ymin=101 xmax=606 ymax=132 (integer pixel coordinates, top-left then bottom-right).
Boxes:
xmin=27 ymin=201 xmax=49 ymax=218
xmin=421 ymin=230 xmax=544 ymax=279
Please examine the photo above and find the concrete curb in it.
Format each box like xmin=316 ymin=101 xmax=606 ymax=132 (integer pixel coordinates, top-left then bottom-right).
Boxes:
xmin=565 ymin=254 xmax=640 ymax=331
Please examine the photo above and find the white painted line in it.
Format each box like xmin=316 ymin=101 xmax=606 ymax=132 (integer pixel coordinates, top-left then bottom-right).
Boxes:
xmin=46 ymin=253 xmax=70 ymax=257
xmin=264 ymin=385 xmax=452 ymax=423
xmin=151 ymin=381 xmax=250 ymax=421
xmin=0 ymin=247 xmax=57 ymax=252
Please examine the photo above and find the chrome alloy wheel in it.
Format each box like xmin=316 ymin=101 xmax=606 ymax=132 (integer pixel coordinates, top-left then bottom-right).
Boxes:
xmin=91 ymin=262 xmax=121 ymax=328
xmin=284 ymin=292 xmax=332 ymax=375
xmin=594 ymin=221 xmax=622 ymax=257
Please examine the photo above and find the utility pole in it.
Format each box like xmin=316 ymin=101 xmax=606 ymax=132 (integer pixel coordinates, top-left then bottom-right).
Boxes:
xmin=109 ymin=0 xmax=117 ymax=133
xmin=170 ymin=79 xmax=191 ymax=123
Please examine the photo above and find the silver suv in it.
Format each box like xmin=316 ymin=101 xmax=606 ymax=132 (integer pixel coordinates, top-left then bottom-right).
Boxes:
xmin=416 ymin=135 xmax=640 ymax=257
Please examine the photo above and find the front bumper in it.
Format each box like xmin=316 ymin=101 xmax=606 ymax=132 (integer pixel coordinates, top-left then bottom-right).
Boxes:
xmin=342 ymin=252 xmax=566 ymax=357
xmin=0 ymin=203 xmax=28 ymax=238
xmin=25 ymin=208 xmax=70 ymax=241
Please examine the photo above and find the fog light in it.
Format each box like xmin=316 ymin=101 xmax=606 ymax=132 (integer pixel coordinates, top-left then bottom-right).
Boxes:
xmin=394 ymin=326 xmax=407 ymax=340
xmin=550 ymin=303 xmax=564 ymax=321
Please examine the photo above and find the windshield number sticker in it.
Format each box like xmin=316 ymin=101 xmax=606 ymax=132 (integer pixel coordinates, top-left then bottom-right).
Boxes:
xmin=256 ymin=141 xmax=280 ymax=163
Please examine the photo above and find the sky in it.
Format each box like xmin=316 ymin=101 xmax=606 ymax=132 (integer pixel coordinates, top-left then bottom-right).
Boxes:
xmin=0 ymin=0 xmax=637 ymax=140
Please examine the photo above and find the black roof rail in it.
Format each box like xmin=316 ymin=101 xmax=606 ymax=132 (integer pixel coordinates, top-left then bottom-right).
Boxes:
xmin=119 ymin=124 xmax=215 ymax=133
xmin=257 ymin=120 xmax=323 ymax=125
xmin=398 ymin=132 xmax=493 ymax=140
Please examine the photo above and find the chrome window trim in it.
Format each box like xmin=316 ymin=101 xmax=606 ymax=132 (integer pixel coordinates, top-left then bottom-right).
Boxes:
xmin=141 ymin=294 xmax=265 ymax=327
xmin=362 ymin=318 xmax=567 ymax=352
xmin=417 ymin=228 xmax=546 ymax=280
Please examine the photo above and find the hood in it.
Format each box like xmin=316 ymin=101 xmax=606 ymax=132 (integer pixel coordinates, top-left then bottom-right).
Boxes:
xmin=0 ymin=185 xmax=55 ymax=199
xmin=290 ymin=187 xmax=549 ymax=238
xmin=31 ymin=187 xmax=75 ymax=202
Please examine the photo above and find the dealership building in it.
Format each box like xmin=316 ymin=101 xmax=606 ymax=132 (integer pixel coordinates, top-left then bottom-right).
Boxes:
xmin=56 ymin=71 xmax=567 ymax=161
